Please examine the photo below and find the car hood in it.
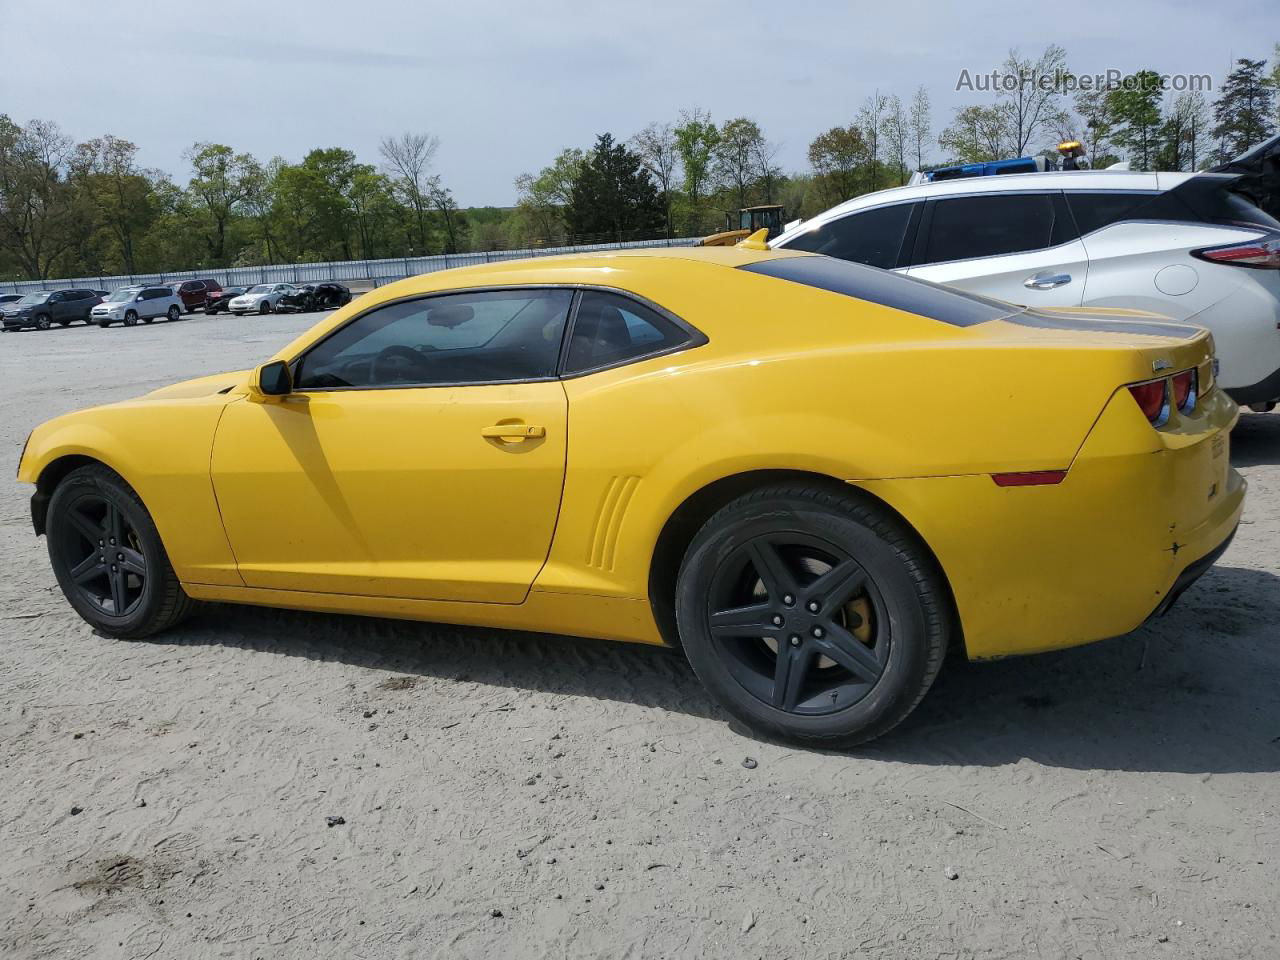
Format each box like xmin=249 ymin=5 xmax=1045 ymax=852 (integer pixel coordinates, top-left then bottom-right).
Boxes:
xmin=141 ymin=370 xmax=251 ymax=400
xmin=232 ymin=292 xmax=267 ymax=300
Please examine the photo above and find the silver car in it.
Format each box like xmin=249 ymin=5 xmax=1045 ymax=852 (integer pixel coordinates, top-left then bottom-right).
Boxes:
xmin=228 ymin=283 xmax=296 ymax=315
xmin=91 ymin=286 xmax=185 ymax=327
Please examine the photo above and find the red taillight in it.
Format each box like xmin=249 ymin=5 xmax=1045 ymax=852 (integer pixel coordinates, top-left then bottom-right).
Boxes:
xmin=991 ymin=470 xmax=1068 ymax=487
xmin=1193 ymin=234 xmax=1280 ymax=269
xmin=1128 ymin=379 xmax=1168 ymax=424
xmin=1171 ymin=369 xmax=1196 ymax=412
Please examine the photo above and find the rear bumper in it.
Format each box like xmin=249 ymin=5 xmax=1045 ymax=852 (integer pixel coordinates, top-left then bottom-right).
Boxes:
xmin=856 ymin=386 xmax=1245 ymax=659
xmin=1146 ymin=523 xmax=1237 ymax=620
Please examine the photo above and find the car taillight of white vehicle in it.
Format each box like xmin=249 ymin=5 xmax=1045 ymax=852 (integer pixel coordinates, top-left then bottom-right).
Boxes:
xmin=1193 ymin=234 xmax=1280 ymax=269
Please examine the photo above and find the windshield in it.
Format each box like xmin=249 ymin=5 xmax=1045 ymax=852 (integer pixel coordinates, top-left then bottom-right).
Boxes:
xmin=18 ymin=292 xmax=51 ymax=305
xmin=106 ymin=288 xmax=141 ymax=302
xmin=247 ymin=284 xmax=272 ymax=294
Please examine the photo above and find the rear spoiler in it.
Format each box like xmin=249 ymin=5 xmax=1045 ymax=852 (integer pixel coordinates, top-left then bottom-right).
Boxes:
xmin=1211 ymin=133 xmax=1280 ymax=177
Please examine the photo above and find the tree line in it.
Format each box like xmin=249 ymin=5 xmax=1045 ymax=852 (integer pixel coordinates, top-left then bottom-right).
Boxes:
xmin=1 ymin=42 xmax=1276 ymax=282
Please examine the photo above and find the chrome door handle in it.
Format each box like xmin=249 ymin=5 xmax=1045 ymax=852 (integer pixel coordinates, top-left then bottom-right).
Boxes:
xmin=1024 ymin=272 xmax=1072 ymax=290
xmin=481 ymin=424 xmax=545 ymax=441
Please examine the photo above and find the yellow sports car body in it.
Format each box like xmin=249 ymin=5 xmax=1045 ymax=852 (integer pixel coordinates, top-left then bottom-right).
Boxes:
xmin=18 ymin=247 xmax=1245 ymax=745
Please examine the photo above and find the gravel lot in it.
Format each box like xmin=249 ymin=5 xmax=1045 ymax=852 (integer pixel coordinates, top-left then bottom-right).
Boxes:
xmin=1 ymin=310 xmax=1278 ymax=960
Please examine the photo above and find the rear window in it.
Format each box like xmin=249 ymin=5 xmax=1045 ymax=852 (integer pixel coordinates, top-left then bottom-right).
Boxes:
xmin=780 ymin=202 xmax=916 ymax=269
xmin=1072 ymin=177 xmax=1280 ymax=233
xmin=924 ymin=193 xmax=1076 ymax=264
xmin=739 ymin=255 xmax=1019 ymax=327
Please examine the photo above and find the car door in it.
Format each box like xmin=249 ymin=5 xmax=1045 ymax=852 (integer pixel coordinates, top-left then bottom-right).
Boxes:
xmin=210 ymin=286 xmax=574 ymax=603
xmin=907 ymin=192 xmax=1088 ymax=307
xmin=45 ymin=291 xmax=67 ymax=323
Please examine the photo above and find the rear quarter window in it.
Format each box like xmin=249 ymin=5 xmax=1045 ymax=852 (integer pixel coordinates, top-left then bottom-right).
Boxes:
xmin=923 ymin=192 xmax=1075 ymax=264
xmin=739 ymin=255 xmax=1018 ymax=327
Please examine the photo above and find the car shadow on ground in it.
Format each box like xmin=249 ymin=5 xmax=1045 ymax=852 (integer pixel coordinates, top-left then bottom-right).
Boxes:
xmin=1232 ymin=411 xmax=1280 ymax=467
xmin=163 ymin=560 xmax=1280 ymax=776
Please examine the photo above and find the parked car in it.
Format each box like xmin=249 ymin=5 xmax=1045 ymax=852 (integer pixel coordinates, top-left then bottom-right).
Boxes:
xmin=1 ymin=288 xmax=102 ymax=331
xmin=18 ymin=248 xmax=1242 ymax=747
xmin=275 ymin=282 xmax=352 ymax=313
xmin=91 ymin=286 xmax=185 ymax=327
xmin=205 ymin=286 xmax=248 ymax=315
xmin=227 ymin=283 xmax=296 ymax=315
xmin=0 ymin=293 xmax=23 ymax=312
xmin=772 ymin=135 xmax=1280 ymax=410
xmin=167 ymin=278 xmax=223 ymax=313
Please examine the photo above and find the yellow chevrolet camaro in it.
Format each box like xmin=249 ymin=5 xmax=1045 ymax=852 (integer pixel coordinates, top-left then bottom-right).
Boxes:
xmin=18 ymin=246 xmax=1245 ymax=745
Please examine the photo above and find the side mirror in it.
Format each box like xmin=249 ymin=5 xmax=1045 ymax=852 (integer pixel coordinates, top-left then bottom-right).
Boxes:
xmin=249 ymin=360 xmax=293 ymax=402
xmin=135 ymin=295 xmax=145 ymax=302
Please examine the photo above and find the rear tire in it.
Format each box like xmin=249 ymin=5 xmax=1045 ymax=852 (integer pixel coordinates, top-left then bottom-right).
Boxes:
xmin=46 ymin=464 xmax=196 ymax=639
xmin=674 ymin=484 xmax=950 ymax=748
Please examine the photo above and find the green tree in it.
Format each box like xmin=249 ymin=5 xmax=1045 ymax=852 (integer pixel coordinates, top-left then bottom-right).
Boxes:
xmin=1212 ymin=57 xmax=1276 ymax=163
xmin=673 ymin=108 xmax=719 ymax=234
xmin=70 ymin=135 xmax=159 ymax=274
xmin=908 ymin=86 xmax=932 ymax=172
xmin=998 ymin=45 xmax=1070 ymax=155
xmin=939 ymin=104 xmax=1008 ymax=162
xmin=714 ymin=117 xmax=767 ymax=209
xmin=1107 ymin=70 xmax=1164 ymax=170
xmin=807 ymin=125 xmax=867 ymax=205
xmin=379 ymin=132 xmax=439 ymax=253
xmin=1073 ymin=87 xmax=1116 ymax=168
xmin=631 ymin=122 xmax=679 ymax=238
xmin=0 ymin=117 xmax=86 ymax=279
xmin=513 ymin=147 xmax=584 ymax=244
xmin=185 ymin=142 xmax=258 ymax=264
xmin=565 ymin=133 xmax=663 ymax=243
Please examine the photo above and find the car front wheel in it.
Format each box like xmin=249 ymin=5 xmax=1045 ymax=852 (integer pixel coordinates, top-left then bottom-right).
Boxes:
xmin=123 ymin=311 xmax=138 ymax=327
xmin=35 ymin=314 xmax=51 ymax=330
xmin=259 ymin=301 xmax=273 ymax=315
xmin=674 ymin=484 xmax=950 ymax=748
xmin=167 ymin=305 xmax=180 ymax=322
xmin=46 ymin=464 xmax=196 ymax=639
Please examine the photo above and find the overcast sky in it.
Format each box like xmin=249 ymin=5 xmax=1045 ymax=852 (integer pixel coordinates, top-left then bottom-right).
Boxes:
xmin=4 ymin=0 xmax=1276 ymax=207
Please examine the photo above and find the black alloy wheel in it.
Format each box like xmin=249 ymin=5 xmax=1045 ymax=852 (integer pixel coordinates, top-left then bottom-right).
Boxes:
xmin=53 ymin=491 xmax=148 ymax=618
xmin=675 ymin=484 xmax=950 ymax=748
xmin=705 ymin=533 xmax=890 ymax=715
xmin=46 ymin=465 xmax=195 ymax=638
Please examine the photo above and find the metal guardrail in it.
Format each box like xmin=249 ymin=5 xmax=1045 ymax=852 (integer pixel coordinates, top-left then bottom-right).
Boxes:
xmin=0 ymin=237 xmax=702 ymax=295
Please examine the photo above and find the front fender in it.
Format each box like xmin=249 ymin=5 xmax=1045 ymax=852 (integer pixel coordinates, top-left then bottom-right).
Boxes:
xmin=19 ymin=399 xmax=243 ymax=587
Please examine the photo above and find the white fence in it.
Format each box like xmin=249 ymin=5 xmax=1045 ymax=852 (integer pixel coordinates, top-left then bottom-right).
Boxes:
xmin=0 ymin=237 xmax=702 ymax=295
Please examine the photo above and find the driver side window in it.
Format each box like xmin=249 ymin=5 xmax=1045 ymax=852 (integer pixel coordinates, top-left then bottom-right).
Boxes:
xmin=294 ymin=288 xmax=573 ymax=390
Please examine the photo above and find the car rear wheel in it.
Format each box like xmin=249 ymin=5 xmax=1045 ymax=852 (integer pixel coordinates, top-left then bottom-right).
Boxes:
xmin=46 ymin=464 xmax=196 ymax=639
xmin=167 ymin=305 xmax=180 ymax=322
xmin=123 ymin=310 xmax=138 ymax=327
xmin=674 ymin=484 xmax=950 ymax=748
xmin=35 ymin=314 xmax=51 ymax=330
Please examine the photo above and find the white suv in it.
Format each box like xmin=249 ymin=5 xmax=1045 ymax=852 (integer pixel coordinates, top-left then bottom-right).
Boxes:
xmin=91 ymin=286 xmax=185 ymax=328
xmin=773 ymin=140 xmax=1280 ymax=408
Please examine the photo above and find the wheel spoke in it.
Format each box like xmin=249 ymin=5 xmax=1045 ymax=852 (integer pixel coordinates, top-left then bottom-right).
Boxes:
xmin=106 ymin=503 xmax=125 ymax=546
xmin=709 ymin=603 xmax=780 ymax=638
xmin=108 ymin=567 xmax=128 ymax=614
xmin=69 ymin=554 xmax=102 ymax=584
xmin=118 ymin=546 xmax=146 ymax=577
xmin=67 ymin=507 xmax=103 ymax=545
xmin=808 ymin=559 xmax=866 ymax=609
xmin=772 ymin=644 xmax=812 ymax=710
xmin=816 ymin=623 xmax=884 ymax=684
xmin=746 ymin=539 xmax=796 ymax=601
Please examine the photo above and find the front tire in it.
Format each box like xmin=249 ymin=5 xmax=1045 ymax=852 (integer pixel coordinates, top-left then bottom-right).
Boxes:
xmin=46 ymin=464 xmax=196 ymax=639
xmin=123 ymin=310 xmax=138 ymax=327
xmin=35 ymin=314 xmax=51 ymax=330
xmin=259 ymin=301 xmax=273 ymax=315
xmin=674 ymin=484 xmax=950 ymax=748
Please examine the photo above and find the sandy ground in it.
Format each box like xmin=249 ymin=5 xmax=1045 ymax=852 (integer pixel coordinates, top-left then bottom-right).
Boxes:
xmin=0 ymin=310 xmax=1277 ymax=960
